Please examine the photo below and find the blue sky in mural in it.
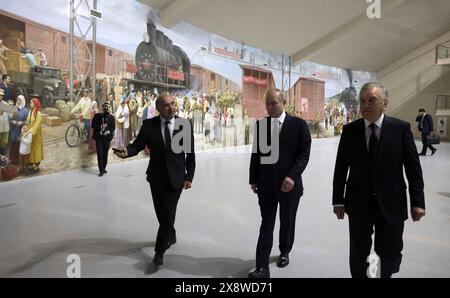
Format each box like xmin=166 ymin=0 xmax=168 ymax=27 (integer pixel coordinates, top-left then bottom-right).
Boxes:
xmin=1 ymin=0 xmax=376 ymax=97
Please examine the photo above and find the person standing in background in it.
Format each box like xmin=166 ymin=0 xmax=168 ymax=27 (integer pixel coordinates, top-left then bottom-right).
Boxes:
xmin=416 ymin=108 xmax=437 ymax=156
xmin=70 ymin=89 xmax=92 ymax=142
xmin=129 ymin=94 xmax=138 ymax=140
xmin=26 ymin=98 xmax=43 ymax=174
xmin=88 ymin=101 xmax=98 ymax=153
xmin=116 ymin=97 xmax=130 ymax=146
xmin=0 ymin=89 xmax=10 ymax=156
xmin=0 ymin=40 xmax=11 ymax=76
xmin=92 ymin=103 xmax=115 ymax=177
xmin=36 ymin=49 xmax=48 ymax=67
xmin=9 ymin=95 xmax=28 ymax=164
xmin=1 ymin=74 xmax=11 ymax=102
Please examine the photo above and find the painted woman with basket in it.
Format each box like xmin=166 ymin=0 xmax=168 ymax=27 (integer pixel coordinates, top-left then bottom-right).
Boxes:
xmin=26 ymin=97 xmax=43 ymax=173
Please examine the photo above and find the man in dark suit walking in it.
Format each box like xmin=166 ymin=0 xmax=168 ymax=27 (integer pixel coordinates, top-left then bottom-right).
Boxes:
xmin=114 ymin=93 xmax=195 ymax=268
xmin=333 ymin=82 xmax=426 ymax=278
xmin=416 ymin=108 xmax=437 ymax=156
xmin=249 ymin=89 xmax=311 ymax=278
xmin=91 ymin=103 xmax=115 ymax=177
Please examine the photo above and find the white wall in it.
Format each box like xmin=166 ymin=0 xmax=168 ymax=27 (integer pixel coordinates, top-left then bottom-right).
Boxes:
xmin=377 ymin=30 xmax=450 ymax=117
xmin=385 ymin=71 xmax=450 ymax=141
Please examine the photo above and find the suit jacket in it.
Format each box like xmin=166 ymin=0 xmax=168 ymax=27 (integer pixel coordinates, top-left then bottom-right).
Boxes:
xmin=333 ymin=116 xmax=425 ymax=223
xmin=250 ymin=114 xmax=311 ymax=200
xmin=415 ymin=113 xmax=433 ymax=135
xmin=126 ymin=116 xmax=195 ymax=190
xmin=91 ymin=112 xmax=115 ymax=142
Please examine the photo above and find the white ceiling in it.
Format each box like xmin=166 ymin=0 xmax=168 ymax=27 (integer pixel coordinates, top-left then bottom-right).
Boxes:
xmin=142 ymin=0 xmax=174 ymax=10
xmin=137 ymin=0 xmax=450 ymax=72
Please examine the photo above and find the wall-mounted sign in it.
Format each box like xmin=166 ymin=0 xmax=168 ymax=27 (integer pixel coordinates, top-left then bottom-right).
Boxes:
xmin=90 ymin=9 xmax=102 ymax=20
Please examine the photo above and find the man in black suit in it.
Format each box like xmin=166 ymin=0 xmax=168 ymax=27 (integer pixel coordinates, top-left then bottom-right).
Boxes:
xmin=333 ymin=82 xmax=426 ymax=278
xmin=416 ymin=108 xmax=437 ymax=156
xmin=91 ymin=103 xmax=115 ymax=177
xmin=114 ymin=94 xmax=195 ymax=268
xmin=248 ymin=89 xmax=311 ymax=278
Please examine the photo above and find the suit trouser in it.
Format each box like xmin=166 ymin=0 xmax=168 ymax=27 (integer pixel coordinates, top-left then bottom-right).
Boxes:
xmin=256 ymin=192 xmax=300 ymax=269
xmin=95 ymin=138 xmax=110 ymax=172
xmin=420 ymin=133 xmax=435 ymax=154
xmin=149 ymin=180 xmax=182 ymax=255
xmin=348 ymin=198 xmax=404 ymax=278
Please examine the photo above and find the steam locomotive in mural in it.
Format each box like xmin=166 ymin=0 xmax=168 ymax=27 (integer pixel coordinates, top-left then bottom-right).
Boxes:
xmin=339 ymin=85 xmax=358 ymax=110
xmin=130 ymin=20 xmax=190 ymax=91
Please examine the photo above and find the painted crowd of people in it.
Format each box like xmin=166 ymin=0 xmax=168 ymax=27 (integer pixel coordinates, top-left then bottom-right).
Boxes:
xmin=0 ymin=89 xmax=43 ymax=176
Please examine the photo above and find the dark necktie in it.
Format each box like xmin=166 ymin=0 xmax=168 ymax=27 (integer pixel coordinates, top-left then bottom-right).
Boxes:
xmin=164 ymin=120 xmax=171 ymax=152
xmin=368 ymin=123 xmax=378 ymax=161
xmin=369 ymin=123 xmax=378 ymax=196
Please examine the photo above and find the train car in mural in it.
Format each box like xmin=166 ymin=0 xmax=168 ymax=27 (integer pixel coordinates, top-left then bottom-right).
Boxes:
xmin=125 ymin=19 xmax=191 ymax=93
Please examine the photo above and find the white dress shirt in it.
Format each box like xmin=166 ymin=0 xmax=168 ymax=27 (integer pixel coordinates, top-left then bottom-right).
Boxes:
xmin=364 ymin=113 xmax=384 ymax=150
xmin=272 ymin=111 xmax=286 ymax=132
xmin=334 ymin=114 xmax=384 ymax=208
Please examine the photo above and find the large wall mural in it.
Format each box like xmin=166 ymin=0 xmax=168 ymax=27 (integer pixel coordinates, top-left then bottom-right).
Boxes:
xmin=0 ymin=0 xmax=376 ymax=182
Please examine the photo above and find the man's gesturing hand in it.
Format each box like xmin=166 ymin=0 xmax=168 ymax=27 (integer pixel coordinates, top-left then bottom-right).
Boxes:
xmin=113 ymin=147 xmax=128 ymax=159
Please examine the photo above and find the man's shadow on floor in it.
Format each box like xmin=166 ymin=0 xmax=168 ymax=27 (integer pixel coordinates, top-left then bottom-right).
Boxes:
xmin=5 ymin=238 xmax=154 ymax=276
xmin=4 ymin=238 xmax=276 ymax=278
xmin=142 ymin=254 xmax=278 ymax=278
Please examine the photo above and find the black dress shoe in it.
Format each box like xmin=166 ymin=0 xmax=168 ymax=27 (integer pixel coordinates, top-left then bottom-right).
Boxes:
xmin=418 ymin=153 xmax=426 ymax=156
xmin=248 ymin=267 xmax=270 ymax=278
xmin=166 ymin=236 xmax=177 ymax=249
xmin=103 ymin=170 xmax=108 ymax=174
xmin=98 ymin=172 xmax=104 ymax=177
xmin=431 ymin=149 xmax=437 ymax=156
xmin=152 ymin=253 xmax=164 ymax=267
xmin=277 ymin=253 xmax=289 ymax=268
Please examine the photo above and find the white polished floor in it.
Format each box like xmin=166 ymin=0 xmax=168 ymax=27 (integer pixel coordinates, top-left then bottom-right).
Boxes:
xmin=0 ymin=137 xmax=449 ymax=278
